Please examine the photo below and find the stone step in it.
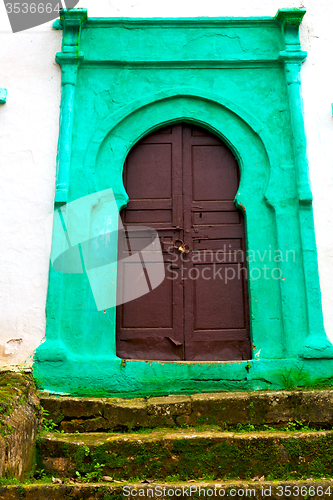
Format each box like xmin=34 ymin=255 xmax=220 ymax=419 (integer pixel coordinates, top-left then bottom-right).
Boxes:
xmin=2 ymin=481 xmax=333 ymax=500
xmin=37 ymin=429 xmax=333 ymax=481
xmin=39 ymin=389 xmax=333 ymax=433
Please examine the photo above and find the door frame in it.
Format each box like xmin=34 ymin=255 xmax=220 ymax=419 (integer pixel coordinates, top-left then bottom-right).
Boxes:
xmin=92 ymin=92 xmax=297 ymax=362
xmin=34 ymin=9 xmax=333 ymax=397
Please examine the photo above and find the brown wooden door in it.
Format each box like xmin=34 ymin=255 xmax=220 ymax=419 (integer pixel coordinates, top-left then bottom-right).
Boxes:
xmin=116 ymin=124 xmax=251 ymax=361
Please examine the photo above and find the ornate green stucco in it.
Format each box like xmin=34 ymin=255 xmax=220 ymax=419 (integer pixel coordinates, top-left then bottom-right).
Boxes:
xmin=34 ymin=9 xmax=333 ymax=397
xmin=0 ymin=88 xmax=7 ymax=104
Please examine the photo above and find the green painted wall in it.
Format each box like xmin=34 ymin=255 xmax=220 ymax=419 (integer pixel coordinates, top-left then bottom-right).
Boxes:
xmin=34 ymin=9 xmax=333 ymax=397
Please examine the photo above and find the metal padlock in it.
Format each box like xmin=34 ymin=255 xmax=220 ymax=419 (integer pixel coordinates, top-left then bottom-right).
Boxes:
xmin=174 ymin=239 xmax=190 ymax=254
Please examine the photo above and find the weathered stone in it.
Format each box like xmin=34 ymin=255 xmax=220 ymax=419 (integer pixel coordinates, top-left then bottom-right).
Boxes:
xmin=0 ymin=371 xmax=40 ymax=480
xmin=0 ymin=481 xmax=333 ymax=500
xmin=37 ymin=428 xmax=333 ymax=480
xmin=147 ymin=396 xmax=191 ymax=416
xmin=144 ymin=414 xmax=175 ymax=428
xmin=191 ymin=390 xmax=333 ymax=428
xmin=4 ymin=405 xmax=38 ymax=479
xmin=42 ymin=456 xmax=75 ymax=473
xmin=60 ymin=397 xmax=104 ymax=418
xmin=59 ymin=417 xmax=109 ymax=433
xmin=175 ymin=414 xmax=198 ymax=426
xmin=103 ymin=398 xmax=149 ymax=429
xmin=39 ymin=396 xmax=63 ymax=424
xmin=4 ymin=381 xmax=333 ymax=489
xmin=0 ymin=436 xmax=6 ymax=476
xmin=264 ymin=390 xmax=333 ymax=426
xmin=191 ymin=392 xmax=249 ymax=425
xmin=38 ymin=390 xmax=333 ymax=432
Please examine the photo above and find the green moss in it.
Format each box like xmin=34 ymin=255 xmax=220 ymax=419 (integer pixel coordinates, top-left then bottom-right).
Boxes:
xmin=17 ymin=485 xmax=25 ymax=498
xmin=73 ymin=444 xmax=90 ymax=471
xmin=0 ymin=477 xmax=19 ymax=485
xmin=103 ymin=493 xmax=116 ymax=500
xmin=62 ymin=442 xmax=71 ymax=458
xmin=37 ymin=430 xmax=333 ymax=482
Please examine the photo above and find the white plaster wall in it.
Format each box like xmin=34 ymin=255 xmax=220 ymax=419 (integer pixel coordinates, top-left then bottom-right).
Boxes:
xmin=0 ymin=0 xmax=332 ymax=368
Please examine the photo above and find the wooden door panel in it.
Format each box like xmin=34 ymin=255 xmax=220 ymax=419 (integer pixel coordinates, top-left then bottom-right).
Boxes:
xmin=192 ymin=145 xmax=239 ymax=201
xmin=193 ymin=264 xmax=245 ymax=329
xmin=117 ymin=257 xmax=183 ymax=359
xmin=120 ymin=272 xmax=173 ymax=328
xmin=192 ymin=225 xmax=245 ymax=240
xmin=188 ymin=250 xmax=244 ymax=265
xmin=118 ymin=336 xmax=183 ymax=361
xmin=192 ymin=238 xmax=243 ymax=253
xmin=192 ymin=201 xmax=236 ymax=211
xmin=116 ymin=123 xmax=251 ymax=362
xmin=116 ymin=125 xmax=184 ymax=360
xmin=126 ymin=143 xmax=172 ymax=200
xmin=192 ymin=211 xmax=240 ymax=225
xmin=182 ymin=124 xmax=251 ymax=361
xmin=185 ymin=340 xmax=251 ymax=362
xmin=124 ymin=210 xmax=171 ymax=224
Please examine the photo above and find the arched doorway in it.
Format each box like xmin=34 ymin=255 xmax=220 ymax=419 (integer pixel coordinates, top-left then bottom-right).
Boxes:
xmin=116 ymin=123 xmax=251 ymax=361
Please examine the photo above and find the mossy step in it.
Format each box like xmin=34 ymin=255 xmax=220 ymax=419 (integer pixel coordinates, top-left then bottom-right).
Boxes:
xmin=39 ymin=389 xmax=333 ymax=433
xmin=4 ymin=480 xmax=333 ymax=500
xmin=2 ymin=480 xmax=333 ymax=500
xmin=38 ymin=429 xmax=333 ymax=481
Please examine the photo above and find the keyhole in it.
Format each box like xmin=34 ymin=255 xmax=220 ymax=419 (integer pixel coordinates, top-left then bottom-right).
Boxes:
xmin=199 ymin=212 xmax=202 ymax=218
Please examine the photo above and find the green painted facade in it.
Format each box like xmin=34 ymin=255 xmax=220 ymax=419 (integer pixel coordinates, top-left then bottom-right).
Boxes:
xmin=34 ymin=9 xmax=333 ymax=397
xmin=0 ymin=88 xmax=7 ymax=104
